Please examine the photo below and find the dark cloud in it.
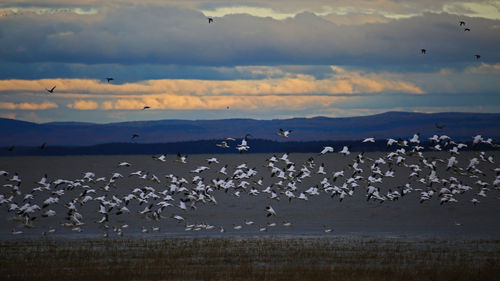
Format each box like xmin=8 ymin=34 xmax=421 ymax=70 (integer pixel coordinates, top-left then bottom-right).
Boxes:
xmin=0 ymin=5 xmax=498 ymax=77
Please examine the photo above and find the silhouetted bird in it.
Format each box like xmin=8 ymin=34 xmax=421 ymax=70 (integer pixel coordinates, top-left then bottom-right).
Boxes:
xmin=459 ymin=21 xmax=466 ymax=26
xmin=435 ymin=123 xmax=445 ymax=130
xmin=142 ymin=106 xmax=150 ymax=110
xmin=131 ymin=134 xmax=139 ymax=139
xmin=421 ymin=49 xmax=426 ymax=54
xmin=475 ymin=54 xmax=481 ymax=60
xmin=46 ymin=86 xmax=56 ymax=93
xmin=464 ymin=28 xmax=470 ymax=32
xmin=7 ymin=146 xmax=14 ymax=152
xmin=39 ymin=143 xmax=46 ymax=150
xmin=106 ymin=77 xmax=114 ymax=83
xmin=207 ymin=17 xmax=214 ymax=23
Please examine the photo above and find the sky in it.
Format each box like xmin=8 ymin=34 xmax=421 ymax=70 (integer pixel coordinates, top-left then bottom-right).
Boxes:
xmin=0 ymin=0 xmax=499 ymax=123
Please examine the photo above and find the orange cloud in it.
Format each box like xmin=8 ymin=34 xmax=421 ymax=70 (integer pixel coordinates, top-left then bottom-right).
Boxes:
xmin=67 ymin=100 xmax=99 ymax=110
xmin=0 ymin=66 xmax=424 ymax=97
xmin=0 ymin=101 xmax=58 ymax=110
xmin=100 ymin=94 xmax=349 ymax=110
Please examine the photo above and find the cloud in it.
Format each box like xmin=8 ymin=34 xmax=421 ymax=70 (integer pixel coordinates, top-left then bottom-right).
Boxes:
xmin=67 ymin=99 xmax=98 ymax=110
xmin=0 ymin=66 xmax=424 ymax=98
xmin=0 ymin=5 xmax=498 ymax=70
xmin=100 ymin=94 xmax=350 ymax=111
xmin=464 ymin=63 xmax=500 ymax=74
xmin=0 ymin=101 xmax=58 ymax=110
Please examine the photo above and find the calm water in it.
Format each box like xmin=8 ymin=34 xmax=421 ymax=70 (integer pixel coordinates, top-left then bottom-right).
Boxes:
xmin=0 ymin=152 xmax=499 ymax=240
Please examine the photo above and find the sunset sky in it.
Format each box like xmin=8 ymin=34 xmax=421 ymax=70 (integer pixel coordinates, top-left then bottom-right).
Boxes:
xmin=0 ymin=0 xmax=499 ymax=123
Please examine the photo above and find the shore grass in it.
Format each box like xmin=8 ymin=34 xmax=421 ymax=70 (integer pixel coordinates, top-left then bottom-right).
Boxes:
xmin=1 ymin=238 xmax=499 ymax=281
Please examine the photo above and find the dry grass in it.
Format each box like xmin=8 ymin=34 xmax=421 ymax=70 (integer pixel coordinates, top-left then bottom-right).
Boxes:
xmin=1 ymin=238 xmax=499 ymax=281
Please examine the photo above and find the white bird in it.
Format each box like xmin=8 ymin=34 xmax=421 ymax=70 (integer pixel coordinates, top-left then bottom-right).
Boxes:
xmin=152 ymin=154 xmax=167 ymax=162
xmin=118 ymin=162 xmax=131 ymax=167
xmin=320 ymin=146 xmax=334 ymax=155
xmin=278 ymin=129 xmax=292 ymax=138
xmin=362 ymin=137 xmax=375 ymax=143
xmin=339 ymin=146 xmax=350 ymax=156
xmin=206 ymin=157 xmax=219 ymax=164
xmin=216 ymin=141 xmax=229 ymax=148
xmin=265 ymin=205 xmax=277 ymax=217
xmin=323 ymin=225 xmax=333 ymax=233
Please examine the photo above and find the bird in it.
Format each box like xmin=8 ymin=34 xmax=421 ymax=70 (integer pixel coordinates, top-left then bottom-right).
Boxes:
xmin=339 ymin=146 xmax=351 ymax=156
xmin=236 ymin=134 xmax=252 ymax=153
xmin=435 ymin=123 xmax=445 ymax=130
xmin=39 ymin=143 xmax=46 ymax=150
xmin=216 ymin=141 xmax=229 ymax=148
xmin=323 ymin=225 xmax=333 ymax=233
xmin=46 ymin=85 xmax=56 ymax=93
xmin=131 ymin=134 xmax=139 ymax=139
xmin=362 ymin=137 xmax=375 ymax=143
xmin=277 ymin=129 xmax=292 ymax=138
xmin=475 ymin=54 xmax=481 ymax=60
xmin=106 ymin=77 xmax=114 ymax=83
xmin=176 ymin=153 xmax=188 ymax=163
xmin=142 ymin=106 xmax=150 ymax=110
xmin=265 ymin=205 xmax=276 ymax=217
xmin=459 ymin=21 xmax=466 ymax=26
xmin=207 ymin=17 xmax=214 ymax=23
xmin=464 ymin=28 xmax=470 ymax=32
xmin=421 ymin=49 xmax=426 ymax=54
xmin=7 ymin=146 xmax=14 ymax=152
xmin=320 ymin=146 xmax=334 ymax=155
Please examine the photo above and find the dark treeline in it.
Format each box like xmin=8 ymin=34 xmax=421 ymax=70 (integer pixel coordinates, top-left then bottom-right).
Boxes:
xmin=0 ymin=139 xmax=497 ymax=156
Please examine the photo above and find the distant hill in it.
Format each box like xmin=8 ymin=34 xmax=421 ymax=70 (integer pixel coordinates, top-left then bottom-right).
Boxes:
xmin=0 ymin=112 xmax=499 ymax=147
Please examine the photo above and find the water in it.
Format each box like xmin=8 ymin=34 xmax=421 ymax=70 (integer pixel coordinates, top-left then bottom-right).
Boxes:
xmin=0 ymin=152 xmax=499 ymax=240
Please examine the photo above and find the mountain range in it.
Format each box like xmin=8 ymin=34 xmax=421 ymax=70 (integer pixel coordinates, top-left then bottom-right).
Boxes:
xmin=1 ymin=111 xmax=499 ymax=147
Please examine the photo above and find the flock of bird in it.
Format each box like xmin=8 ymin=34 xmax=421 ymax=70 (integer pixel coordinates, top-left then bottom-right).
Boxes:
xmin=1 ymin=129 xmax=498 ymax=237
xmin=420 ymin=19 xmax=482 ymax=59
xmin=2 ymin=15 xmax=496 ymax=237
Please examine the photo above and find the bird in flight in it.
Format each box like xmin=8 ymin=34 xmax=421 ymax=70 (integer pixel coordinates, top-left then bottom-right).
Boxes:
xmin=464 ymin=28 xmax=470 ymax=32
xmin=421 ymin=49 xmax=426 ymax=54
xmin=459 ymin=21 xmax=466 ymax=26
xmin=142 ymin=106 xmax=150 ymax=110
xmin=207 ymin=17 xmax=214 ymax=23
xmin=46 ymin=86 xmax=56 ymax=93
xmin=435 ymin=123 xmax=445 ymax=130
xmin=475 ymin=54 xmax=481 ymax=60
xmin=277 ymin=129 xmax=292 ymax=138
xmin=106 ymin=77 xmax=114 ymax=83
xmin=39 ymin=143 xmax=46 ymax=150
xmin=131 ymin=134 xmax=139 ymax=139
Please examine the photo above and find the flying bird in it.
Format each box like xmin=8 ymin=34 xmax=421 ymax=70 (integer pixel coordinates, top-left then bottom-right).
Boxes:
xmin=421 ymin=49 xmax=426 ymax=54
xmin=277 ymin=129 xmax=292 ymax=138
xmin=265 ymin=205 xmax=276 ymax=217
xmin=320 ymin=146 xmax=334 ymax=155
xmin=435 ymin=123 xmax=445 ymax=130
xmin=142 ymin=106 xmax=150 ymax=110
xmin=459 ymin=21 xmax=466 ymax=26
xmin=464 ymin=28 xmax=470 ymax=32
xmin=207 ymin=17 xmax=214 ymax=23
xmin=131 ymin=134 xmax=139 ymax=139
xmin=106 ymin=77 xmax=114 ymax=83
xmin=46 ymin=86 xmax=56 ymax=93
xmin=475 ymin=54 xmax=481 ymax=60
xmin=39 ymin=143 xmax=46 ymax=150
